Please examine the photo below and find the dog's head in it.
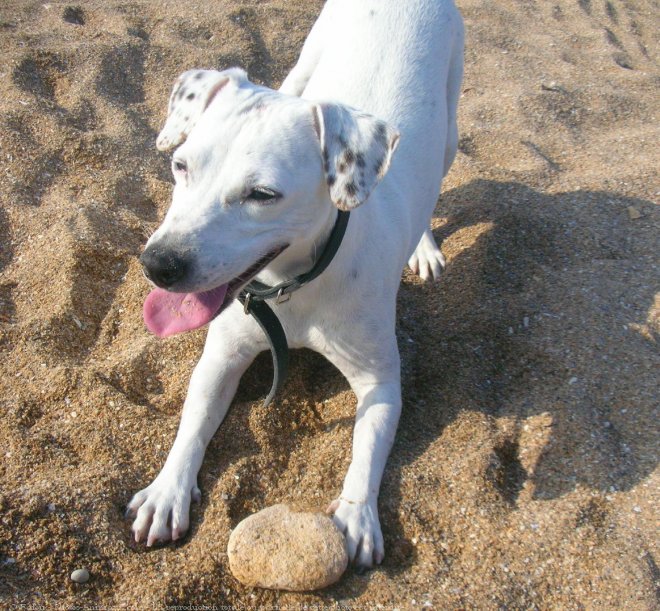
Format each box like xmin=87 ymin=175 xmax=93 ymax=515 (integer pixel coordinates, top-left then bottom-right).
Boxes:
xmin=142 ymin=68 xmax=399 ymax=298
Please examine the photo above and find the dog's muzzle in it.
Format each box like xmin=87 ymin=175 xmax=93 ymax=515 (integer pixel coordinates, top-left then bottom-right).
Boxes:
xmin=140 ymin=247 xmax=190 ymax=289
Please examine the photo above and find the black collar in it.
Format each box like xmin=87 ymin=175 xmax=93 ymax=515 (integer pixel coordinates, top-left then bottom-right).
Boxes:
xmin=241 ymin=209 xmax=350 ymax=305
xmin=238 ymin=210 xmax=350 ymax=406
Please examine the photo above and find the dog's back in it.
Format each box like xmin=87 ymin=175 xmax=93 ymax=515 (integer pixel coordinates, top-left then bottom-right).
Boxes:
xmin=295 ymin=0 xmax=464 ymax=261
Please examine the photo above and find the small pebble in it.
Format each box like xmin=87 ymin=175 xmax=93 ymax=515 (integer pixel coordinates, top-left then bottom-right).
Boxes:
xmin=541 ymin=81 xmax=561 ymax=92
xmin=71 ymin=568 xmax=90 ymax=584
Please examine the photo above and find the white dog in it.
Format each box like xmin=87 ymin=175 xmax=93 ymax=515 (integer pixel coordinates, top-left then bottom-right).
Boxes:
xmin=127 ymin=0 xmax=463 ymax=568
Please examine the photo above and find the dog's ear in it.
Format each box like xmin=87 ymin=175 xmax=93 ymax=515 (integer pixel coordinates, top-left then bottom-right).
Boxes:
xmin=313 ymin=103 xmax=400 ymax=210
xmin=156 ymin=68 xmax=247 ymax=152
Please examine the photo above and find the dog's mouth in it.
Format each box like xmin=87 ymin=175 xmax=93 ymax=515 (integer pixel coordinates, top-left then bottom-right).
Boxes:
xmin=143 ymin=246 xmax=287 ymax=338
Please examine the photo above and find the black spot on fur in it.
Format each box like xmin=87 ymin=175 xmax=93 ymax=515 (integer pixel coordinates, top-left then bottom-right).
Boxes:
xmin=186 ymin=92 xmax=195 ymax=100
xmin=356 ymin=152 xmax=366 ymax=168
xmin=327 ymin=174 xmax=336 ymax=187
xmin=177 ymin=87 xmax=187 ymax=100
xmin=338 ymin=162 xmax=347 ymax=173
xmin=345 ymin=181 xmax=357 ymax=196
xmin=194 ymin=72 xmax=204 ymax=80
xmin=344 ymin=149 xmax=355 ymax=164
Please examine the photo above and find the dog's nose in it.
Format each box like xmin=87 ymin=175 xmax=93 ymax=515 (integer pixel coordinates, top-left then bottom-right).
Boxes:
xmin=140 ymin=247 xmax=189 ymax=289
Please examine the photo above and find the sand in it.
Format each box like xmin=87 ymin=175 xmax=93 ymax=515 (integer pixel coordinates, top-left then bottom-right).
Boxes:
xmin=0 ymin=0 xmax=658 ymax=608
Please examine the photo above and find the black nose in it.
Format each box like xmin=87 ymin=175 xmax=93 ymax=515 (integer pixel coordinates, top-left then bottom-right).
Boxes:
xmin=140 ymin=247 xmax=189 ymax=289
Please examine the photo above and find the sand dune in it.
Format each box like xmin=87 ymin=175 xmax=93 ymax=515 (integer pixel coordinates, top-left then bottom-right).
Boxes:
xmin=0 ymin=0 xmax=657 ymax=607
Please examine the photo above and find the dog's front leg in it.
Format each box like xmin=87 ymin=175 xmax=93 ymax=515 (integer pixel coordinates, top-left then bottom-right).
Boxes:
xmin=126 ymin=304 xmax=265 ymax=546
xmin=328 ymin=379 xmax=401 ymax=568
xmin=322 ymin=329 xmax=402 ymax=568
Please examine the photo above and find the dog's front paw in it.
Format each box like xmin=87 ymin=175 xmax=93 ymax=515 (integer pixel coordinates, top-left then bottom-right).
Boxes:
xmin=408 ymin=229 xmax=445 ymax=282
xmin=327 ymin=498 xmax=384 ymax=568
xmin=126 ymin=474 xmax=201 ymax=546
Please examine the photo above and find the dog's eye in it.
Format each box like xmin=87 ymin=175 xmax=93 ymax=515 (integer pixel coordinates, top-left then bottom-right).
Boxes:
xmin=172 ymin=159 xmax=187 ymax=174
xmin=247 ymin=187 xmax=281 ymax=202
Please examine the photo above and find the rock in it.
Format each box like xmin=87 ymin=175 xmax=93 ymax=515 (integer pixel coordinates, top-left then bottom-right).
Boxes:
xmin=541 ymin=81 xmax=562 ymax=92
xmin=70 ymin=568 xmax=89 ymax=584
xmin=228 ymin=504 xmax=348 ymax=591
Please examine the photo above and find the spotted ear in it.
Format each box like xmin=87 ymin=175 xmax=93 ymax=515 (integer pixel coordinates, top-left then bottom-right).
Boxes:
xmin=156 ymin=68 xmax=247 ymax=152
xmin=313 ymin=103 xmax=400 ymax=210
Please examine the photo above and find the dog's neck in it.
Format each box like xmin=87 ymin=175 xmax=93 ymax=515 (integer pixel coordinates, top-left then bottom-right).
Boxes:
xmin=255 ymin=204 xmax=339 ymax=288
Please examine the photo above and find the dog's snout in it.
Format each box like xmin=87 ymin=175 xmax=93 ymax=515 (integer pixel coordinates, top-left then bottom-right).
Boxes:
xmin=140 ymin=247 xmax=189 ymax=289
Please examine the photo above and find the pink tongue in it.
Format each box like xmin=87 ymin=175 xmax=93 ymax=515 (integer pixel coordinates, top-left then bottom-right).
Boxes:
xmin=143 ymin=284 xmax=228 ymax=337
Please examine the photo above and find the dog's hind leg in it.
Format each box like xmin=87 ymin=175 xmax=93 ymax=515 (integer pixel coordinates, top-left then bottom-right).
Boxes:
xmin=126 ymin=303 xmax=266 ymax=546
xmin=408 ymin=22 xmax=463 ymax=283
xmin=408 ymin=228 xmax=446 ymax=281
xmin=443 ymin=17 xmax=464 ymax=178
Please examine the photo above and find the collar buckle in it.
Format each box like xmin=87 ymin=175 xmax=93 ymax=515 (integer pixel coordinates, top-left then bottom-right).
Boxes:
xmin=242 ymin=292 xmax=252 ymax=314
xmin=276 ymin=288 xmax=291 ymax=305
xmin=242 ymin=210 xmax=350 ymax=303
